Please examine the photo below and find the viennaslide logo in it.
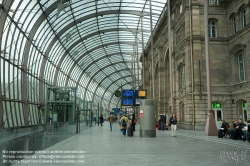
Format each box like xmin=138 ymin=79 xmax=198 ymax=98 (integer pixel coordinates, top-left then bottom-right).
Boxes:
xmin=220 ymin=146 xmax=247 ymax=165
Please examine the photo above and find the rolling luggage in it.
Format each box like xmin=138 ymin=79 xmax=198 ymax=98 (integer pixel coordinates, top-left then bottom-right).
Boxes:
xmin=218 ymin=129 xmax=223 ymax=138
xmin=127 ymin=126 xmax=133 ymax=137
xmin=158 ymin=123 xmax=161 ymax=130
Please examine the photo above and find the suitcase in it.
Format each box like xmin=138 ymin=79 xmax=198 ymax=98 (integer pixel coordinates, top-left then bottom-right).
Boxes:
xmin=218 ymin=129 xmax=223 ymax=138
xmin=230 ymin=129 xmax=238 ymax=140
xmin=158 ymin=124 xmax=161 ymax=130
xmin=127 ymin=126 xmax=133 ymax=137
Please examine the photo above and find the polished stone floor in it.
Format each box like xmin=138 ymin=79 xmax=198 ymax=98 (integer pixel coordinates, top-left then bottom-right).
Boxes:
xmin=11 ymin=122 xmax=250 ymax=166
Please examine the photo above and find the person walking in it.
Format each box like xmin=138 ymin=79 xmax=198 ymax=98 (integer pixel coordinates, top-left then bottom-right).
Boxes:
xmin=99 ymin=114 xmax=104 ymax=126
xmin=169 ymin=113 xmax=177 ymax=137
xmin=108 ymin=113 xmax=115 ymax=131
xmin=93 ymin=116 xmax=97 ymax=125
xmin=120 ymin=114 xmax=129 ymax=136
xmin=160 ymin=115 xmax=165 ymax=131
xmin=131 ymin=114 xmax=136 ymax=131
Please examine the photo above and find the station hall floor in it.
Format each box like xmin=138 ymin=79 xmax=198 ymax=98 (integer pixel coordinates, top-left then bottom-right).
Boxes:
xmin=12 ymin=122 xmax=250 ymax=166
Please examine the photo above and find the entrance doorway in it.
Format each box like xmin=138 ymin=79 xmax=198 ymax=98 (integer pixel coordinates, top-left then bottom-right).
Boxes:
xmin=211 ymin=102 xmax=223 ymax=129
xmin=242 ymin=101 xmax=248 ymax=122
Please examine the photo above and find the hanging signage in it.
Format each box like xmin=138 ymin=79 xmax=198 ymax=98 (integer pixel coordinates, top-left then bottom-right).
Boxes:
xmin=122 ymin=90 xmax=134 ymax=97
xmin=122 ymin=98 xmax=134 ymax=106
xmin=135 ymin=90 xmax=147 ymax=98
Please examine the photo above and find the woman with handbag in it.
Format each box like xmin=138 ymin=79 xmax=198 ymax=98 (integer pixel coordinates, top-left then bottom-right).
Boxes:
xmin=169 ymin=113 xmax=177 ymax=137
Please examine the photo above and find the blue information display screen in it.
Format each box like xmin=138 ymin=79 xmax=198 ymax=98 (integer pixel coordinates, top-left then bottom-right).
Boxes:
xmin=122 ymin=98 xmax=134 ymax=106
xmin=123 ymin=90 xmax=134 ymax=97
xmin=114 ymin=108 xmax=120 ymax=114
xmin=114 ymin=108 xmax=120 ymax=112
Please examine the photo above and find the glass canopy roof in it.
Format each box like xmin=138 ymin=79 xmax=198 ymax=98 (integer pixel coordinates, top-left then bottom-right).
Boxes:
xmin=0 ymin=0 xmax=166 ymax=110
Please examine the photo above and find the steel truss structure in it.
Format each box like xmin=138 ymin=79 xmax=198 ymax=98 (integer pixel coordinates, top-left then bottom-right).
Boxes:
xmin=0 ymin=0 xmax=167 ymax=128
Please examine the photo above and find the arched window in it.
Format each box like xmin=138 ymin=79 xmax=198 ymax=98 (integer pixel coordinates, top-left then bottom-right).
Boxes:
xmin=179 ymin=63 xmax=185 ymax=89
xmin=154 ymin=61 xmax=158 ymax=78
xmin=179 ymin=102 xmax=184 ymax=122
xmin=242 ymin=8 xmax=247 ymax=28
xmin=238 ymin=51 xmax=245 ymax=82
xmin=165 ymin=49 xmax=169 ymax=68
xmin=237 ymin=100 xmax=248 ymax=123
xmin=232 ymin=16 xmax=237 ymax=34
xmin=211 ymin=102 xmax=223 ymax=128
xmin=208 ymin=20 xmax=217 ymax=38
xmin=242 ymin=101 xmax=248 ymax=122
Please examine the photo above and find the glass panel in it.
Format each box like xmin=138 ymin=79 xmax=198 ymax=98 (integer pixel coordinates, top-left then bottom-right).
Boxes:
xmin=216 ymin=103 xmax=221 ymax=108
xmin=212 ymin=0 xmax=218 ymax=5
xmin=243 ymin=110 xmax=248 ymax=122
xmin=242 ymin=9 xmax=246 ymax=27
xmin=217 ymin=110 xmax=222 ymax=121
xmin=233 ymin=17 xmax=237 ymax=34
xmin=243 ymin=102 xmax=247 ymax=107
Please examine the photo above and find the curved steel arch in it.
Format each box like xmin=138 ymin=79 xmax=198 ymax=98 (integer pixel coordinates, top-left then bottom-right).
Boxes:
xmin=63 ymin=50 xmax=135 ymax=86
xmin=81 ymin=61 xmax=134 ymax=102
xmin=91 ymin=76 xmax=133 ymax=110
xmin=71 ymin=43 xmax=139 ymax=88
xmin=107 ymin=82 xmax=132 ymax=111
xmin=66 ymin=52 xmax=133 ymax=85
xmin=0 ymin=0 xmax=13 ymax=128
xmin=63 ymin=40 xmax=141 ymax=85
xmin=28 ymin=3 xmax=149 ymax=103
xmin=38 ymin=9 xmax=150 ymax=81
xmin=95 ymin=81 xmax=132 ymax=112
xmin=51 ymin=26 xmax=141 ymax=85
xmin=91 ymin=69 xmax=133 ymax=106
xmin=0 ymin=0 xmax=165 ymax=126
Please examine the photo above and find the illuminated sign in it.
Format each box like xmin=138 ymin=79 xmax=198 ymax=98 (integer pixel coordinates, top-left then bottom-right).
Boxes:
xmin=135 ymin=90 xmax=147 ymax=98
xmin=123 ymin=90 xmax=134 ymax=97
xmin=122 ymin=98 xmax=134 ymax=106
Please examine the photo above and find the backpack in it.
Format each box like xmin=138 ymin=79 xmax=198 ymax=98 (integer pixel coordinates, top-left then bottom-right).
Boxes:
xmin=122 ymin=119 xmax=126 ymax=126
xmin=110 ymin=116 xmax=114 ymax=122
xmin=133 ymin=118 xmax=137 ymax=124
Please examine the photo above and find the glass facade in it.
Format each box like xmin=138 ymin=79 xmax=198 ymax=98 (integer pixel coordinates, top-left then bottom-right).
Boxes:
xmin=0 ymin=0 xmax=166 ymax=128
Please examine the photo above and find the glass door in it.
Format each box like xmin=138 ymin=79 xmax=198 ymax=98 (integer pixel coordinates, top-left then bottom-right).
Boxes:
xmin=212 ymin=102 xmax=223 ymax=129
xmin=242 ymin=101 xmax=248 ymax=122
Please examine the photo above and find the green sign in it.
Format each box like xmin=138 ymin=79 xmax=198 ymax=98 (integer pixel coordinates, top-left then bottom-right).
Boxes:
xmin=212 ymin=103 xmax=221 ymax=108
xmin=243 ymin=102 xmax=247 ymax=107
xmin=216 ymin=103 xmax=221 ymax=108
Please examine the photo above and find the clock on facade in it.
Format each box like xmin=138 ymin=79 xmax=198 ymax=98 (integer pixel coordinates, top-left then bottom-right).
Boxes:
xmin=114 ymin=90 xmax=122 ymax=97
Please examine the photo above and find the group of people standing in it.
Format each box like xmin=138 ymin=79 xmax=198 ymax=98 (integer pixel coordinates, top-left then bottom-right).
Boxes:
xmin=159 ymin=113 xmax=178 ymax=137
